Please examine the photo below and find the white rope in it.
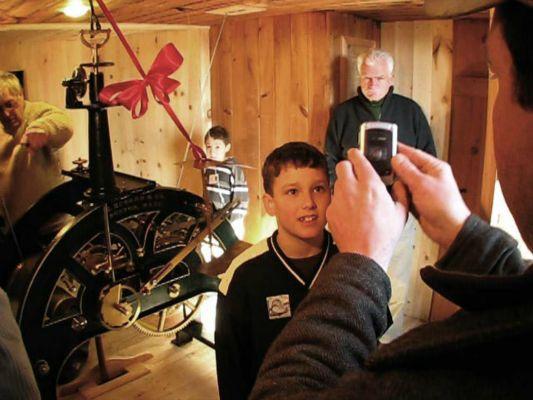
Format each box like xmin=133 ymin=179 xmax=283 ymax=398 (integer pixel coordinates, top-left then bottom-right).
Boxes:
xmin=177 ymin=14 xmax=228 ymax=187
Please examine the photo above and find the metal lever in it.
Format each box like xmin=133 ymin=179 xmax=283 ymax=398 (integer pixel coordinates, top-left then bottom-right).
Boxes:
xmin=140 ymin=200 xmax=239 ymax=294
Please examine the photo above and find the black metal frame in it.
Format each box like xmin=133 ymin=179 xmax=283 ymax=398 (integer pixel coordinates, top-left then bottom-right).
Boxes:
xmin=1 ymin=25 xmax=237 ymax=399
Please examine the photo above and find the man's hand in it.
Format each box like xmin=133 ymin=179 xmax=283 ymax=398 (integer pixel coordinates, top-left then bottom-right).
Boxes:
xmin=20 ymin=128 xmax=50 ymax=155
xmin=327 ymin=148 xmax=408 ymax=271
xmin=392 ymin=143 xmax=471 ymax=250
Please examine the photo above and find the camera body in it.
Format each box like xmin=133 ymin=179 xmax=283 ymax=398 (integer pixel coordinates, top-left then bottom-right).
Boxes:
xmin=359 ymin=121 xmax=398 ymax=186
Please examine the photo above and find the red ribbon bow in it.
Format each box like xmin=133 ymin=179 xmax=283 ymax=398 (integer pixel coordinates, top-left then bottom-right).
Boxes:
xmin=99 ymin=44 xmax=182 ymax=119
xmin=95 ymin=0 xmax=206 ymax=161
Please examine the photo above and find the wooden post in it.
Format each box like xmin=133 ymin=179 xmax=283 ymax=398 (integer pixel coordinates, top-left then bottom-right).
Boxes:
xmin=95 ymin=335 xmax=111 ymax=383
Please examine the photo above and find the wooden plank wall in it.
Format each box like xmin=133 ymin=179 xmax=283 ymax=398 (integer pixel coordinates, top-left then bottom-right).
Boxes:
xmin=430 ymin=18 xmax=491 ymax=321
xmin=209 ymin=12 xmax=379 ymax=243
xmin=448 ymin=19 xmax=491 ymax=219
xmin=381 ymin=20 xmax=453 ymax=322
xmin=0 ymin=27 xmax=211 ymax=196
xmin=381 ymin=20 xmax=453 ymax=159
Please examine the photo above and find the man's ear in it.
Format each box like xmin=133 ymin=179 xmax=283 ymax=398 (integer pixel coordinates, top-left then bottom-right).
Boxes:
xmin=263 ymin=193 xmax=276 ymax=216
xmin=225 ymin=143 xmax=231 ymax=154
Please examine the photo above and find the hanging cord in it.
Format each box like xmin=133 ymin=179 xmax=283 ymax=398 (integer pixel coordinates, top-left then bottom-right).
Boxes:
xmin=94 ymin=0 xmax=206 ymax=160
xmin=89 ymin=0 xmax=102 ymax=31
xmin=176 ymin=13 xmax=227 ymax=187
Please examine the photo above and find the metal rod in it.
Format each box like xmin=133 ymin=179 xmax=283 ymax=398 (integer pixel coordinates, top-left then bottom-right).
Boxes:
xmin=201 ymin=169 xmax=215 ymax=257
xmin=102 ymin=203 xmax=116 ymax=282
xmin=140 ymin=199 xmax=239 ymax=294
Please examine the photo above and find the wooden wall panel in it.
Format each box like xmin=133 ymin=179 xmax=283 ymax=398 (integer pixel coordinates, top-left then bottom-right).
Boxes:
xmin=481 ymin=79 xmax=497 ymax=222
xmin=381 ymin=22 xmax=414 ymax=98
xmin=273 ymin=15 xmax=292 ymax=146
xmin=289 ymin=14 xmax=310 ymax=143
xmin=327 ymin=12 xmax=379 ymax=40
xmin=257 ymin=17 xmax=277 ymax=236
xmin=0 ymin=28 xmax=211 ymax=197
xmin=209 ymin=22 xmax=234 ymax=132
xmin=234 ymin=19 xmax=262 ymax=240
xmin=429 ymin=21 xmax=454 ymax=160
xmin=448 ymin=19 xmax=490 ymax=218
xmin=209 ymin=12 xmax=379 ymax=243
xmin=308 ymin=13 xmax=330 ymax=148
xmin=412 ymin=22 xmax=432 ymax=126
xmin=381 ymin=20 xmax=453 ymax=324
xmin=430 ymin=18 xmax=491 ymax=322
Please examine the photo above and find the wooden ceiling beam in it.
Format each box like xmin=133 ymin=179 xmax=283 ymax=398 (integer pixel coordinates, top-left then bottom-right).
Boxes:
xmin=0 ymin=0 xmax=444 ymax=26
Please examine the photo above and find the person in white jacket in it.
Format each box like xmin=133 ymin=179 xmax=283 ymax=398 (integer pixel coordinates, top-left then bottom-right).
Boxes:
xmin=0 ymin=70 xmax=73 ymax=225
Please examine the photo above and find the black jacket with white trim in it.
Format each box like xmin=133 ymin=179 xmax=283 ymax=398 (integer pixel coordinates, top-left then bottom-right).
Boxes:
xmin=215 ymin=230 xmax=337 ymax=400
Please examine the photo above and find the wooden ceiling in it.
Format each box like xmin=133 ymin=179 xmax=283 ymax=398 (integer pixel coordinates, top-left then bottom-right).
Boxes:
xmin=0 ymin=0 xmax=440 ymax=26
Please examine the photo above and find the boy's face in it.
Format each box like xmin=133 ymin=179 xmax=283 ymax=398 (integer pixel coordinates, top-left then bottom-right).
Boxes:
xmin=263 ymin=165 xmax=331 ymax=243
xmin=205 ymin=137 xmax=230 ymax=162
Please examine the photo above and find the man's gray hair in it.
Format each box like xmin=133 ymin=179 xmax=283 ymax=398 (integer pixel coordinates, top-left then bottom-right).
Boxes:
xmin=0 ymin=71 xmax=23 ymax=97
xmin=356 ymin=50 xmax=394 ymax=76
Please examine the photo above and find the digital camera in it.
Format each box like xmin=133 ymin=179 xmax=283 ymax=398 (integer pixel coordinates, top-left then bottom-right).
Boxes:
xmin=359 ymin=121 xmax=398 ymax=186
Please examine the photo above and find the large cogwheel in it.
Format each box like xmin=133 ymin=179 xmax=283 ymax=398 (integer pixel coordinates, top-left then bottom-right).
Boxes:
xmin=133 ymin=294 xmax=204 ymax=336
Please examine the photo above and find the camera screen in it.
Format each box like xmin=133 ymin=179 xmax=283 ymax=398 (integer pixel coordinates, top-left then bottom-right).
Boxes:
xmin=364 ymin=128 xmax=393 ymax=176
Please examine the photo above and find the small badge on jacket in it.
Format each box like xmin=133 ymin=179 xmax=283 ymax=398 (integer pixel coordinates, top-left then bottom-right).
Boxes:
xmin=208 ymin=173 xmax=219 ymax=185
xmin=266 ymin=294 xmax=291 ymax=319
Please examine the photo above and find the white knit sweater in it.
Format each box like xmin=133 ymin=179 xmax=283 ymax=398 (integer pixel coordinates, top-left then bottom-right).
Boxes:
xmin=0 ymin=100 xmax=73 ymax=224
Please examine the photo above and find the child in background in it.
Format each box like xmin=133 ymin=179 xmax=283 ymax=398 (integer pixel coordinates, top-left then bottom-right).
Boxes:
xmin=215 ymin=142 xmax=338 ymax=400
xmin=204 ymin=126 xmax=249 ymax=239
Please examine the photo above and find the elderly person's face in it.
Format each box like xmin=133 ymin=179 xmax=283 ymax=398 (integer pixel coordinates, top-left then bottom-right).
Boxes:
xmin=359 ymin=59 xmax=393 ymax=102
xmin=0 ymin=91 xmax=24 ymax=134
xmin=487 ymin=13 xmax=533 ymax=248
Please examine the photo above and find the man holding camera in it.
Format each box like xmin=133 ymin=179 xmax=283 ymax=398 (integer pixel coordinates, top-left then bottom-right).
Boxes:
xmin=251 ymin=0 xmax=533 ymax=398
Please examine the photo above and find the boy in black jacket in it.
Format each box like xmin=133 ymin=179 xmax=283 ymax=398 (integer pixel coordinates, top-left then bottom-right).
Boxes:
xmin=215 ymin=142 xmax=338 ymax=400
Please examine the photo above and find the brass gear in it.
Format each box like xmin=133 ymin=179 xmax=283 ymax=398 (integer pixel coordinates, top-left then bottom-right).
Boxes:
xmin=99 ymin=284 xmax=141 ymax=330
xmin=133 ymin=294 xmax=204 ymax=336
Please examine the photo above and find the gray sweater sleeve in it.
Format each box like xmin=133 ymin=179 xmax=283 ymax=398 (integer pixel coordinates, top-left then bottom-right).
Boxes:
xmin=436 ymin=214 xmax=528 ymax=276
xmin=0 ymin=289 xmax=40 ymax=399
xmin=250 ymin=253 xmax=391 ymax=400
xmin=26 ymin=101 xmax=73 ymax=150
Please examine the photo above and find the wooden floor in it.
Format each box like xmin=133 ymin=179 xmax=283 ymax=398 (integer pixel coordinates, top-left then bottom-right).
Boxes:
xmin=60 ymin=327 xmax=220 ymax=400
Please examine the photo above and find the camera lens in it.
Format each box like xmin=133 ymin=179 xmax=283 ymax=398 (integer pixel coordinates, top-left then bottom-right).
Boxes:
xmin=368 ymin=147 xmax=385 ymax=161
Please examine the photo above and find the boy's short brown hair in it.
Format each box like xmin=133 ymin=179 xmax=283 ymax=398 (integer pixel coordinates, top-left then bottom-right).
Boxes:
xmin=262 ymin=142 xmax=329 ymax=195
xmin=205 ymin=125 xmax=230 ymax=145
